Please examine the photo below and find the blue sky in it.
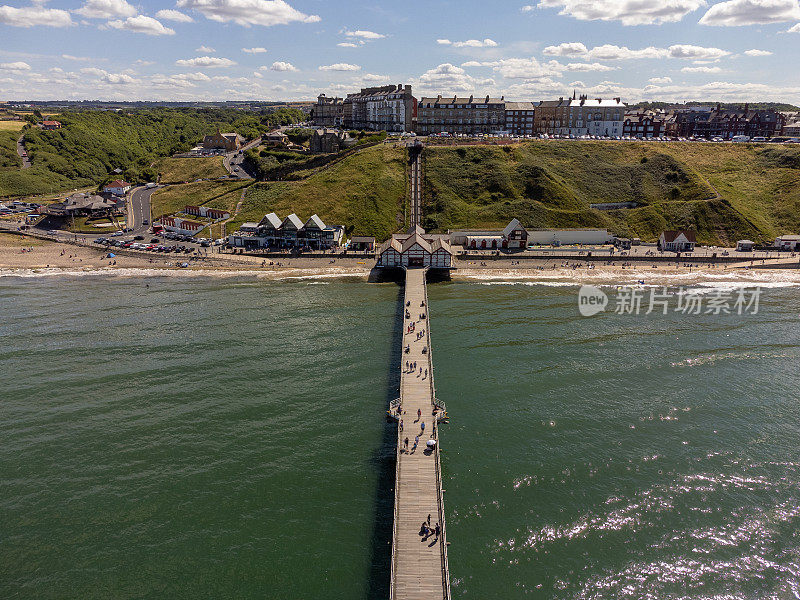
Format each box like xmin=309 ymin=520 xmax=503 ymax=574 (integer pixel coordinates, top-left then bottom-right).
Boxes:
xmin=1 ymin=0 xmax=799 ymax=103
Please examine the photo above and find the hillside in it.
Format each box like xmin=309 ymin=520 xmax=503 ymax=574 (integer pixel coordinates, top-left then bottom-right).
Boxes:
xmin=231 ymin=144 xmax=407 ymax=240
xmin=422 ymin=142 xmax=800 ymax=245
xmin=0 ymin=107 xmax=304 ymax=198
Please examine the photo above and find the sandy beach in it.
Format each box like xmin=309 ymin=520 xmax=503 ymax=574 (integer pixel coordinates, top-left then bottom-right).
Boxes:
xmin=2 ymin=232 xmax=800 ymax=288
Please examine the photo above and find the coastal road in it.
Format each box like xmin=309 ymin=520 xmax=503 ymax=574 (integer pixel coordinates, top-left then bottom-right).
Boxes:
xmin=17 ymin=134 xmax=30 ymax=169
xmin=127 ymin=185 xmax=161 ymax=232
xmin=222 ymin=137 xmax=261 ymax=180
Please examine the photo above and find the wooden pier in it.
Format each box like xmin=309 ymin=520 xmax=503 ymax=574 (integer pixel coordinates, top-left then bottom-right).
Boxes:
xmin=389 ymin=267 xmax=450 ymax=600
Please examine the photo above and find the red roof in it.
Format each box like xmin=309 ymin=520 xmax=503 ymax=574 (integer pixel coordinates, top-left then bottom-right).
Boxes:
xmin=661 ymin=230 xmax=697 ymax=243
xmin=42 ymin=120 xmax=61 ymax=125
xmin=105 ymin=180 xmax=130 ymax=188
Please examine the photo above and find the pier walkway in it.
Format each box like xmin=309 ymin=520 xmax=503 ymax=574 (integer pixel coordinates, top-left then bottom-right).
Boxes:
xmin=390 ymin=267 xmax=450 ymax=600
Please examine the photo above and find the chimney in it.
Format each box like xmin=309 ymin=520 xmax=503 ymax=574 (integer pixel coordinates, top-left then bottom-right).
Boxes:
xmin=437 ymin=94 xmax=442 ymax=102
xmin=744 ymin=102 xmax=749 ymax=113
xmin=716 ymin=103 xmax=721 ymax=112
xmin=614 ymin=97 xmax=621 ymax=103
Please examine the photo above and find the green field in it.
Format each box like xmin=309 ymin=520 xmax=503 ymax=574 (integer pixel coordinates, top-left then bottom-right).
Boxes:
xmin=154 ymin=156 xmax=229 ymax=184
xmin=230 ymin=144 xmax=408 ymax=239
xmin=0 ymin=121 xmax=25 ymax=132
xmin=421 ymin=141 xmax=800 ymax=245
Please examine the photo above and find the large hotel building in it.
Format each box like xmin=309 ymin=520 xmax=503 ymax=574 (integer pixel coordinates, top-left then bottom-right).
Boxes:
xmin=416 ymin=95 xmax=506 ymax=136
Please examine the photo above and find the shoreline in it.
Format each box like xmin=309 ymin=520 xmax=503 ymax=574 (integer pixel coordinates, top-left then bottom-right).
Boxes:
xmin=2 ymin=232 xmax=800 ymax=287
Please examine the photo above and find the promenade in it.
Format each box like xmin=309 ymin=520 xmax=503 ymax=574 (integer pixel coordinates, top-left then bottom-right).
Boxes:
xmin=390 ymin=267 xmax=450 ymax=600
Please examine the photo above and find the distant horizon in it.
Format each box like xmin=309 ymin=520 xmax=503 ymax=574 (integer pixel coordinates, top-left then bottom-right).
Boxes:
xmin=3 ymin=97 xmax=799 ymax=110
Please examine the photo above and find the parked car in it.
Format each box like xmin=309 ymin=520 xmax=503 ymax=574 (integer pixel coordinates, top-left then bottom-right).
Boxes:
xmin=134 ymin=235 xmax=144 ymax=241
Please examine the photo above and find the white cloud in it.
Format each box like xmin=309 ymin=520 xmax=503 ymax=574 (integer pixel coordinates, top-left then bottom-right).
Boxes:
xmin=253 ymin=71 xmax=263 ymax=78
xmin=271 ymin=61 xmax=297 ymax=71
xmin=743 ymin=48 xmax=773 ymax=55
xmin=242 ymin=47 xmax=268 ymax=53
xmin=175 ymin=0 xmax=320 ymax=27
xmin=0 ymin=4 xmax=73 ymax=27
xmin=344 ymin=29 xmax=385 ymax=39
xmin=337 ymin=42 xmax=360 ymax=47
xmin=668 ymin=44 xmax=730 ymax=60
xmin=681 ymin=65 xmax=724 ymax=72
xmin=76 ymin=0 xmax=136 ymax=19
xmin=568 ymin=80 xmax=585 ymax=87
xmin=542 ymin=42 xmax=588 ymax=56
xmin=62 ymin=54 xmax=95 ymax=62
xmin=542 ymin=42 xmax=728 ymax=61
xmin=789 ymin=21 xmax=800 ymax=30
xmin=0 ymin=61 xmax=32 ymax=71
xmin=536 ymin=0 xmax=707 ymax=25
xmin=492 ymin=57 xmax=563 ymax=78
xmin=416 ymin=63 xmax=496 ymax=94
xmin=108 ymin=15 xmax=175 ymax=35
xmin=103 ymin=72 xmax=138 ymax=84
xmin=362 ymin=73 xmax=391 ymax=82
xmin=587 ymin=44 xmax=669 ymax=60
xmin=699 ymin=0 xmax=800 ymax=25
xmin=155 ymin=9 xmax=194 ymax=22
xmin=648 ymin=76 xmax=673 ymax=83
xmin=565 ymin=62 xmax=617 ymax=71
xmin=318 ymin=63 xmax=361 ymax=71
xmin=176 ymin=56 xmax=236 ymax=67
xmin=196 ymin=45 xmax=216 ymax=52
xmin=177 ymin=72 xmax=211 ymax=81
xmin=439 ymin=38 xmax=499 ymax=48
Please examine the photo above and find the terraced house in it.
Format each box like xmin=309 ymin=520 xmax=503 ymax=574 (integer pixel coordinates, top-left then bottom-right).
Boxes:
xmin=342 ymin=84 xmax=414 ymax=132
xmin=535 ymin=94 xmax=625 ymax=137
xmin=416 ymin=95 xmax=506 ymax=135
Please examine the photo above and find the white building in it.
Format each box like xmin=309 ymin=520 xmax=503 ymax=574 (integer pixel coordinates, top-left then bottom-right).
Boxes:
xmin=527 ymin=229 xmax=613 ymax=246
xmin=449 ymin=219 xmax=529 ymax=249
xmin=103 ymin=180 xmax=131 ymax=196
xmin=377 ymin=226 xmax=454 ymax=269
xmin=774 ymin=235 xmax=800 ymax=250
xmin=659 ymin=230 xmax=697 ymax=252
xmin=159 ymin=216 xmax=205 ymax=236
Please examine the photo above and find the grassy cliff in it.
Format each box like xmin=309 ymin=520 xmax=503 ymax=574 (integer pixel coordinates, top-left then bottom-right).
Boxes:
xmin=232 ymin=144 xmax=407 ymax=239
xmin=422 ymin=142 xmax=800 ymax=245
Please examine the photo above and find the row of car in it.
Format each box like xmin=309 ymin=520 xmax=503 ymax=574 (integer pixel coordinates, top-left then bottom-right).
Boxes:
xmin=93 ymin=237 xmax=197 ymax=253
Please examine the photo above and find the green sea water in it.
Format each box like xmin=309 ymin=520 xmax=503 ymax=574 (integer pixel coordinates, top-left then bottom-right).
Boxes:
xmin=2 ymin=273 xmax=800 ymax=599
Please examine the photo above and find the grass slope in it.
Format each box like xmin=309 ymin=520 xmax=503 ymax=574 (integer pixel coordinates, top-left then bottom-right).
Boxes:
xmin=423 ymin=141 xmax=800 ymax=245
xmin=151 ymin=180 xmax=250 ymax=220
xmin=154 ymin=157 xmax=229 ymax=184
xmin=232 ymin=144 xmax=407 ymax=239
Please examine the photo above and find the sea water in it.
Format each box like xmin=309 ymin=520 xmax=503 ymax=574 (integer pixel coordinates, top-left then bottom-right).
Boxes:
xmin=1 ymin=272 xmax=799 ymax=599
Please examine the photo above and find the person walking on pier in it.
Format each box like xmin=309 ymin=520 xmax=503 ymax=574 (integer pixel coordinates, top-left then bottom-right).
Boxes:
xmin=435 ymin=522 xmax=441 ymax=540
xmin=427 ymin=514 xmax=431 ymax=526
xmin=404 ymin=437 xmax=409 ymax=452
xmin=420 ymin=421 xmax=425 ymax=433
xmin=417 ymin=408 xmax=422 ymax=421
